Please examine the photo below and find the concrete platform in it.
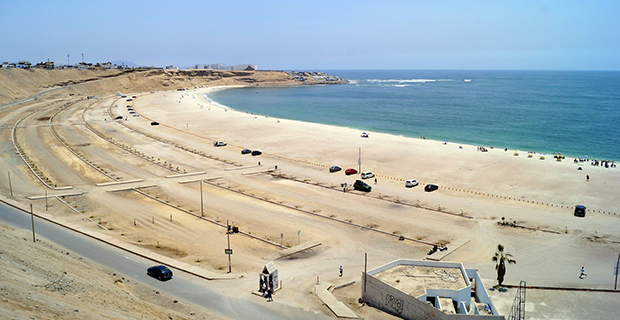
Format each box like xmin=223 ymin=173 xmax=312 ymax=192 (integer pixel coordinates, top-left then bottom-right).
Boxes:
xmin=178 ymin=176 xmax=222 ymax=184
xmin=96 ymin=179 xmax=144 ymax=187
xmin=165 ymin=171 xmax=206 ymax=178
xmin=314 ymin=282 xmax=358 ymax=318
xmin=106 ymin=184 xmax=157 ymax=192
xmin=27 ymin=192 xmax=84 ymax=200
xmin=263 ymin=241 xmax=321 ymax=261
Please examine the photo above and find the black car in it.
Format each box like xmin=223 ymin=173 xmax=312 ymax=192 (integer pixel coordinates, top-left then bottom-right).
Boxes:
xmin=329 ymin=166 xmax=342 ymax=173
xmin=574 ymin=205 xmax=586 ymax=217
xmin=241 ymin=149 xmax=252 ymax=154
xmin=115 ymin=116 xmax=123 ymax=120
xmin=251 ymin=150 xmax=262 ymax=156
xmin=424 ymin=184 xmax=439 ymax=192
xmin=147 ymin=265 xmax=173 ymax=281
xmin=353 ymin=180 xmax=372 ymax=192
xmin=151 ymin=121 xmax=159 ymax=126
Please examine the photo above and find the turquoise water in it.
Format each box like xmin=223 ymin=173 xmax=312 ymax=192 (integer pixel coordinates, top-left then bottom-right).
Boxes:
xmin=209 ymin=70 xmax=620 ymax=161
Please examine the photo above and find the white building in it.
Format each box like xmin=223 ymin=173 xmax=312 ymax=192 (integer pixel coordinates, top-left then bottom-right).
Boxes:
xmin=361 ymin=259 xmax=504 ymax=319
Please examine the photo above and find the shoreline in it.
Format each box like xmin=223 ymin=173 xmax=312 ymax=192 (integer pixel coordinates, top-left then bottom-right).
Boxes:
xmin=207 ymin=85 xmax=620 ymax=163
xmin=138 ymin=86 xmax=620 ymax=214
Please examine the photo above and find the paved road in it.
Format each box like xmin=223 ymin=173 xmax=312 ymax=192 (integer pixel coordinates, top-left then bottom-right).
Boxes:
xmin=0 ymin=201 xmax=331 ymax=320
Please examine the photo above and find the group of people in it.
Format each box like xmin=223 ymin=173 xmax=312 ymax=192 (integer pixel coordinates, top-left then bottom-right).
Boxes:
xmin=260 ymin=277 xmax=274 ymax=302
xmin=592 ymin=159 xmax=615 ymax=168
xmin=573 ymin=157 xmax=616 ymax=168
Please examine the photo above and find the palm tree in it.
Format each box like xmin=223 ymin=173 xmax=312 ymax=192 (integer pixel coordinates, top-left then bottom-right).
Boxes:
xmin=492 ymin=244 xmax=516 ymax=287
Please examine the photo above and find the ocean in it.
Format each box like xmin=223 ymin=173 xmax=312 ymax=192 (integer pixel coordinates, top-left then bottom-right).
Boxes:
xmin=209 ymin=70 xmax=620 ymax=161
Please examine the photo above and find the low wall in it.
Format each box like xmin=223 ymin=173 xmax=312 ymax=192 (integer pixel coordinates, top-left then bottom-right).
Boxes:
xmin=362 ymin=272 xmax=505 ymax=320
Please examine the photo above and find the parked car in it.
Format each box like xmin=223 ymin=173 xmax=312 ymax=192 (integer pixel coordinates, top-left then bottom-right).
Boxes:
xmin=213 ymin=141 xmax=227 ymax=147
xmin=353 ymin=180 xmax=372 ymax=192
xmin=115 ymin=116 xmax=123 ymax=120
xmin=251 ymin=150 xmax=262 ymax=156
xmin=329 ymin=166 xmax=342 ymax=173
xmin=132 ymin=114 xmax=139 ymax=117
xmin=121 ymin=95 xmax=127 ymax=98
xmin=345 ymin=168 xmax=358 ymax=175
xmin=126 ymin=98 xmax=133 ymax=102
xmin=574 ymin=205 xmax=586 ymax=217
xmin=424 ymin=184 xmax=439 ymax=192
xmin=241 ymin=149 xmax=252 ymax=154
xmin=150 ymin=121 xmax=159 ymax=126
xmin=132 ymin=95 xmax=137 ymax=98
xmin=361 ymin=171 xmax=375 ymax=179
xmin=405 ymin=179 xmax=419 ymax=188
xmin=147 ymin=265 xmax=173 ymax=281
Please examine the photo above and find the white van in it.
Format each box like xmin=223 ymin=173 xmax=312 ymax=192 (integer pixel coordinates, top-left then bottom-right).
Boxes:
xmin=213 ymin=141 xmax=227 ymax=147
xmin=361 ymin=171 xmax=375 ymax=179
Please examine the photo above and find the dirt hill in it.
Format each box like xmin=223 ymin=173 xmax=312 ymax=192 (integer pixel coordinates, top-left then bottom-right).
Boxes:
xmin=0 ymin=68 xmax=343 ymax=105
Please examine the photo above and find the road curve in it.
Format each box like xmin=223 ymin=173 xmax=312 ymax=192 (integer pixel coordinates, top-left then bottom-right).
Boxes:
xmin=0 ymin=201 xmax=331 ymax=320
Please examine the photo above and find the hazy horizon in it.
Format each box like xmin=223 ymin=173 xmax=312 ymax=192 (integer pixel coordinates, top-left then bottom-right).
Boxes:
xmin=1 ymin=0 xmax=619 ymax=71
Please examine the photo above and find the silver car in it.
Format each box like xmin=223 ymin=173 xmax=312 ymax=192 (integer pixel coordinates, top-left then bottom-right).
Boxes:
xmin=405 ymin=179 xmax=419 ymax=188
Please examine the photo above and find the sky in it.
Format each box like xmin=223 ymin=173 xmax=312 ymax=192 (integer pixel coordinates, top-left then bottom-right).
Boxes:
xmin=1 ymin=0 xmax=619 ymax=70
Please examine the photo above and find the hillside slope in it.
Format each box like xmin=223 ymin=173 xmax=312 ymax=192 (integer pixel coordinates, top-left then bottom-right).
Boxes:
xmin=0 ymin=221 xmax=221 ymax=319
xmin=0 ymin=68 xmax=345 ymax=105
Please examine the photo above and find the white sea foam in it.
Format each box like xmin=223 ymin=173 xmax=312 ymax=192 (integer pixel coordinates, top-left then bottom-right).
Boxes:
xmin=394 ymin=84 xmax=408 ymax=87
xmin=367 ymin=79 xmax=438 ymax=84
xmin=464 ymin=79 xmax=472 ymax=82
xmin=204 ymin=94 xmax=230 ymax=110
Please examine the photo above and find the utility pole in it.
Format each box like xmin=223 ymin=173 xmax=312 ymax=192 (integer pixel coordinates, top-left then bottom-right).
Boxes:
xmin=200 ymin=180 xmax=204 ymax=218
xmin=363 ymin=252 xmax=368 ymax=304
xmin=227 ymin=220 xmax=232 ymax=273
xmin=615 ymin=252 xmax=620 ymax=290
xmin=358 ymin=147 xmax=362 ymax=172
xmin=30 ymin=204 xmax=36 ymax=242
xmin=8 ymin=172 xmax=13 ymax=197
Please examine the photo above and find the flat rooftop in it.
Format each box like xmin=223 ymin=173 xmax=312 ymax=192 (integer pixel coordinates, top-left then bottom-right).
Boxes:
xmin=373 ymin=265 xmax=467 ymax=298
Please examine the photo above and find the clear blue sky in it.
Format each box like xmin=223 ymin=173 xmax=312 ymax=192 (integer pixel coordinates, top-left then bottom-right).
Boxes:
xmin=1 ymin=0 xmax=619 ymax=70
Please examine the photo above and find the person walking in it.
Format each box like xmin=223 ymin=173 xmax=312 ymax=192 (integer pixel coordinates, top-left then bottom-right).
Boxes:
xmin=579 ymin=267 xmax=587 ymax=279
xmin=339 ymin=265 xmax=343 ymax=277
xmin=586 ymin=175 xmax=590 ymax=182
xmin=374 ymin=178 xmax=377 ymax=185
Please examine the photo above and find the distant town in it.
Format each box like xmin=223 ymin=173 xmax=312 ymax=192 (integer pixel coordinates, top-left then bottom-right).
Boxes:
xmin=0 ymin=59 xmax=257 ymax=71
xmin=1 ymin=58 xmax=346 ymax=83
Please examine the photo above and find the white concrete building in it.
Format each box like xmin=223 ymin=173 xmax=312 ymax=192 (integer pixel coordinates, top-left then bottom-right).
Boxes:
xmin=361 ymin=259 xmax=504 ymax=319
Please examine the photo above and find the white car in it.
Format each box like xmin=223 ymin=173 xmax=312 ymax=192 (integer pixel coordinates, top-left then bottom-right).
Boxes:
xmin=405 ymin=179 xmax=419 ymax=188
xmin=213 ymin=141 xmax=227 ymax=147
xmin=361 ymin=171 xmax=375 ymax=179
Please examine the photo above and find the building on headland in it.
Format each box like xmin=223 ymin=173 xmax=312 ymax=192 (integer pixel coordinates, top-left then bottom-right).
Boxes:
xmin=2 ymin=62 xmax=16 ymax=68
xmin=34 ymin=59 xmax=55 ymax=69
xmin=16 ymin=61 xmax=32 ymax=69
xmin=201 ymin=63 xmax=258 ymax=71
xmin=165 ymin=65 xmax=178 ymax=70
xmin=361 ymin=259 xmax=504 ymax=319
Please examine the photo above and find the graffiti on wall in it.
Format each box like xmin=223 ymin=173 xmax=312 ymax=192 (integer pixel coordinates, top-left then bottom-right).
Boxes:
xmin=385 ymin=293 xmax=404 ymax=314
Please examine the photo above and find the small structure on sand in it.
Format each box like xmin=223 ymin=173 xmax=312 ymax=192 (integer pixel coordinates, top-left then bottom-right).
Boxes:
xmin=361 ymin=259 xmax=504 ymax=319
xmin=259 ymin=261 xmax=279 ymax=294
